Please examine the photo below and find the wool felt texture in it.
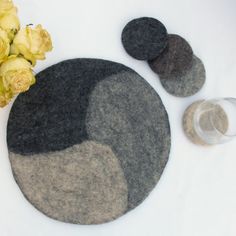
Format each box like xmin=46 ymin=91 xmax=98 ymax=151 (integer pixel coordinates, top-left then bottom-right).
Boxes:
xmin=148 ymin=34 xmax=193 ymax=77
xmin=121 ymin=17 xmax=168 ymax=60
xmin=7 ymin=58 xmax=171 ymax=225
xmin=160 ymin=55 xmax=206 ymax=97
xmin=86 ymin=71 xmax=171 ymax=210
xmin=183 ymin=101 xmax=228 ymax=145
xmin=9 ymin=142 xmax=128 ymax=225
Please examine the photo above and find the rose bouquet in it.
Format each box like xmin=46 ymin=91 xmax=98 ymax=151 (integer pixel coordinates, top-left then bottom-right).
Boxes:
xmin=0 ymin=0 xmax=52 ymax=108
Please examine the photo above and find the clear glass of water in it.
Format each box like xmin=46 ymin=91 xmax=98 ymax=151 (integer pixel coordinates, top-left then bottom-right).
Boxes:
xmin=193 ymin=98 xmax=236 ymax=145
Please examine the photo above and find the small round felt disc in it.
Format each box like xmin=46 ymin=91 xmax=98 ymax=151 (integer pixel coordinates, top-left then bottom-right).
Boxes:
xmin=160 ymin=55 xmax=206 ymax=97
xmin=7 ymin=59 xmax=171 ymax=225
xmin=183 ymin=101 xmax=228 ymax=145
xmin=121 ymin=17 xmax=168 ymax=60
xmin=148 ymin=34 xmax=193 ymax=77
xmin=182 ymin=101 xmax=208 ymax=145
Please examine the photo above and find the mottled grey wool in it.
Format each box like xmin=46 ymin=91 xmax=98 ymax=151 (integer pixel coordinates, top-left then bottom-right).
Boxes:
xmin=122 ymin=17 xmax=168 ymax=60
xmin=9 ymin=142 xmax=128 ymax=225
xmin=148 ymin=34 xmax=193 ymax=77
xmin=160 ymin=55 xmax=206 ymax=97
xmin=7 ymin=59 xmax=171 ymax=224
xmin=86 ymin=71 xmax=171 ymax=210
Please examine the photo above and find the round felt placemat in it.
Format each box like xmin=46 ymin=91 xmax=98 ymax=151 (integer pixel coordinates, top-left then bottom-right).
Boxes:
xmin=7 ymin=58 xmax=171 ymax=225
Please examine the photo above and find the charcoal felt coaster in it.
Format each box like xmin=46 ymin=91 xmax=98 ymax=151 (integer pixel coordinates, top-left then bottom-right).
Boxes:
xmin=121 ymin=17 xmax=168 ymax=60
xmin=148 ymin=34 xmax=193 ymax=77
xmin=159 ymin=55 xmax=206 ymax=97
xmin=7 ymin=58 xmax=171 ymax=225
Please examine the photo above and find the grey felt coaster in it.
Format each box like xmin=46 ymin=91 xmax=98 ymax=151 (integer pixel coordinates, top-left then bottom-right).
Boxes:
xmin=160 ymin=55 xmax=206 ymax=97
xmin=7 ymin=59 xmax=171 ymax=225
xmin=121 ymin=17 xmax=168 ymax=60
xmin=183 ymin=101 xmax=228 ymax=145
xmin=182 ymin=101 xmax=208 ymax=145
xmin=148 ymin=34 xmax=193 ymax=77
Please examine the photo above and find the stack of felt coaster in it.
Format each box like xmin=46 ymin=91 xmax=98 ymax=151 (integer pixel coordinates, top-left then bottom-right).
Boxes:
xmin=122 ymin=17 xmax=206 ymax=97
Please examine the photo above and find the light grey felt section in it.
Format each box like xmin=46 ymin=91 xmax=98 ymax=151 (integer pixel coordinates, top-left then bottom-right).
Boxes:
xmin=160 ymin=55 xmax=206 ymax=97
xmin=86 ymin=71 xmax=171 ymax=210
xmin=9 ymin=141 xmax=128 ymax=225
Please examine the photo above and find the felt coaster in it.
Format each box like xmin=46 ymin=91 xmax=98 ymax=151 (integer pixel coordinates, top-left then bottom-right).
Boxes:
xmin=121 ymin=17 xmax=168 ymax=60
xmin=183 ymin=101 xmax=228 ymax=145
xmin=148 ymin=34 xmax=193 ymax=77
xmin=183 ymin=101 xmax=208 ymax=145
xmin=159 ymin=55 xmax=206 ymax=97
xmin=7 ymin=59 xmax=171 ymax=225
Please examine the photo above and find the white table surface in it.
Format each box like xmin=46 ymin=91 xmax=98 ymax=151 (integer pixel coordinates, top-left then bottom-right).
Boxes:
xmin=0 ymin=0 xmax=236 ymax=235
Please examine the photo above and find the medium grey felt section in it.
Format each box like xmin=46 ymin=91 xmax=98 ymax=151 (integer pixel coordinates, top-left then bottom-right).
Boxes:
xmin=122 ymin=17 xmax=168 ymax=60
xmin=86 ymin=71 xmax=171 ymax=210
xmin=7 ymin=58 xmax=171 ymax=224
xmin=9 ymin=141 xmax=128 ymax=225
xmin=148 ymin=34 xmax=193 ymax=77
xmin=160 ymin=55 xmax=206 ymax=97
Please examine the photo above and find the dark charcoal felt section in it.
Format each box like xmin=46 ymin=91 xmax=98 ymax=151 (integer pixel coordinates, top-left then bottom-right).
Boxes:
xmin=122 ymin=17 xmax=168 ymax=60
xmin=160 ymin=55 xmax=206 ymax=97
xmin=86 ymin=71 xmax=171 ymax=210
xmin=7 ymin=58 xmax=171 ymax=224
xmin=148 ymin=34 xmax=193 ymax=77
xmin=7 ymin=59 xmax=131 ymax=155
